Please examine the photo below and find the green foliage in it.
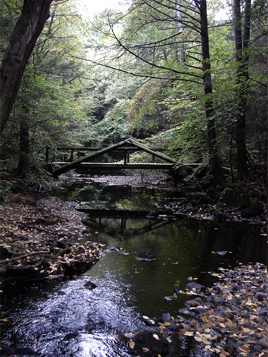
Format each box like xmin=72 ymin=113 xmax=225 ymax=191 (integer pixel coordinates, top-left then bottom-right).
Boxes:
xmin=116 ymin=191 xmax=165 ymax=211
xmin=0 ymin=0 xmax=267 ymax=181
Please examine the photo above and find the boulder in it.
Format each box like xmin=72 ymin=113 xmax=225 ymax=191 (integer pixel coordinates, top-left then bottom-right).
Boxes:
xmin=128 ymin=331 xmax=169 ymax=356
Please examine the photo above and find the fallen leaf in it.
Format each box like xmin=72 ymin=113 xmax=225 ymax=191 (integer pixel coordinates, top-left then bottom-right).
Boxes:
xmin=142 ymin=347 xmax=150 ymax=352
xmin=184 ymin=331 xmax=194 ymax=337
xmin=242 ymin=327 xmax=252 ymax=333
xmin=153 ymin=333 xmax=160 ymax=340
xmin=129 ymin=341 xmax=135 ymax=349
xmin=239 ymin=345 xmax=250 ymax=352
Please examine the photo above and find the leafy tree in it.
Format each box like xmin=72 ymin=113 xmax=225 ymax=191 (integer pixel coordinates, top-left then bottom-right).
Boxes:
xmin=1 ymin=0 xmax=95 ymax=175
xmin=90 ymin=0 xmax=224 ymax=183
xmin=0 ymin=0 xmax=53 ymax=135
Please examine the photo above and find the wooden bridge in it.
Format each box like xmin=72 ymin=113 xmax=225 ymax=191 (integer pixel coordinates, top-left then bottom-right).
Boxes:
xmin=47 ymin=138 xmax=175 ymax=178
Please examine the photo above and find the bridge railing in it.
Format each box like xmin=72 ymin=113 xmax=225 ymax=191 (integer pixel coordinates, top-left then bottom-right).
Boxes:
xmin=46 ymin=146 xmax=165 ymax=164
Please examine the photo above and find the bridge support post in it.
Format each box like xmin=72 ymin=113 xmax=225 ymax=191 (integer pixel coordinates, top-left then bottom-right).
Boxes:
xmin=124 ymin=150 xmax=129 ymax=164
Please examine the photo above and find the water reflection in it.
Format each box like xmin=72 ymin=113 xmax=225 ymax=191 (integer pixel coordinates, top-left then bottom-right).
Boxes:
xmin=1 ymin=182 xmax=266 ymax=357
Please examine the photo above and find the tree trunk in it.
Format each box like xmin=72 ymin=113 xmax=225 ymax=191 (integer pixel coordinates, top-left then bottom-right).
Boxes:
xmin=176 ymin=0 xmax=186 ymax=63
xmin=198 ymin=0 xmax=224 ymax=184
xmin=0 ymin=0 xmax=52 ymax=135
xmin=234 ymin=0 xmax=251 ymax=180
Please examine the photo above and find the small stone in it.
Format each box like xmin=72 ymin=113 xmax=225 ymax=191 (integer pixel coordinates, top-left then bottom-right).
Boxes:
xmin=231 ymin=305 xmax=241 ymax=313
xmin=255 ymin=316 xmax=266 ymax=324
xmin=225 ymin=311 xmax=234 ymax=320
xmin=258 ymin=338 xmax=268 ymax=349
xmin=161 ymin=313 xmax=171 ymax=323
xmin=253 ymin=344 xmax=262 ymax=352
xmin=188 ymin=300 xmax=199 ymax=307
xmin=259 ymin=308 xmax=268 ymax=316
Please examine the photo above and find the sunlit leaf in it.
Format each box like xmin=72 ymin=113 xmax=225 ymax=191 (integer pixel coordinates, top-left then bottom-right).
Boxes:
xmin=242 ymin=327 xmax=251 ymax=333
xmin=129 ymin=341 xmax=135 ymax=349
xmin=153 ymin=333 xmax=160 ymax=340
xmin=184 ymin=331 xmax=194 ymax=336
xmin=239 ymin=345 xmax=250 ymax=352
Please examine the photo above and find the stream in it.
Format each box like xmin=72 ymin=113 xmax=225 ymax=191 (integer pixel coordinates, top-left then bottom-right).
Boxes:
xmin=1 ymin=178 xmax=267 ymax=356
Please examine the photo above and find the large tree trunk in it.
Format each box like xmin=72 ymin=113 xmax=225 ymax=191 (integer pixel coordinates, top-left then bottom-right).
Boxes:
xmin=0 ymin=0 xmax=52 ymax=135
xmin=233 ymin=0 xmax=251 ymax=181
xmin=176 ymin=0 xmax=185 ymax=63
xmin=198 ymin=0 xmax=224 ymax=185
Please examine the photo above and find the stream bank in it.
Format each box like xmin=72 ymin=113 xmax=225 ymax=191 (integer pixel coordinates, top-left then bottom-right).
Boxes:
xmin=0 ymin=172 xmax=267 ymax=288
xmin=0 ymin=192 xmax=102 ymax=289
xmin=0 ymin=173 xmax=267 ymax=356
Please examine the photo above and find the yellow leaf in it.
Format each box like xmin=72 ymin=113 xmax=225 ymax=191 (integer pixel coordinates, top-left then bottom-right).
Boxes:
xmin=242 ymin=327 xmax=251 ymax=333
xmin=129 ymin=341 xmax=135 ymax=350
xmin=128 ymin=341 xmax=135 ymax=350
xmin=219 ymin=323 xmax=226 ymax=328
xmin=239 ymin=345 xmax=250 ymax=352
xmin=0 ymin=318 xmax=9 ymax=322
xmin=202 ymin=339 xmax=211 ymax=345
xmin=210 ymin=335 xmax=218 ymax=340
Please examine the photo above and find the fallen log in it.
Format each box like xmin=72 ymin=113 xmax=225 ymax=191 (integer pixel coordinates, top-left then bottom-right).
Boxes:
xmin=0 ymin=251 xmax=50 ymax=264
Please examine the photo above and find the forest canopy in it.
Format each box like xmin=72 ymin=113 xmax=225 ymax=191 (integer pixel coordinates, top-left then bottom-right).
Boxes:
xmin=0 ymin=0 xmax=267 ymax=183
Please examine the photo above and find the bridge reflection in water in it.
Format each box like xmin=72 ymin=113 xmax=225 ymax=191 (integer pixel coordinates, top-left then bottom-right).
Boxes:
xmin=77 ymin=206 xmax=178 ymax=236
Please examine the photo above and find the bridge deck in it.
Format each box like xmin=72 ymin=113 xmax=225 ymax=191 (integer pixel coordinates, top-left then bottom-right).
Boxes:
xmin=51 ymin=162 xmax=174 ymax=170
xmin=76 ymin=208 xmax=172 ymax=218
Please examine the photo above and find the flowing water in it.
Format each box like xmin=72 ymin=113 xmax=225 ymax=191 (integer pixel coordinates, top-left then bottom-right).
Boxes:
xmin=1 ymin=179 xmax=266 ymax=356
